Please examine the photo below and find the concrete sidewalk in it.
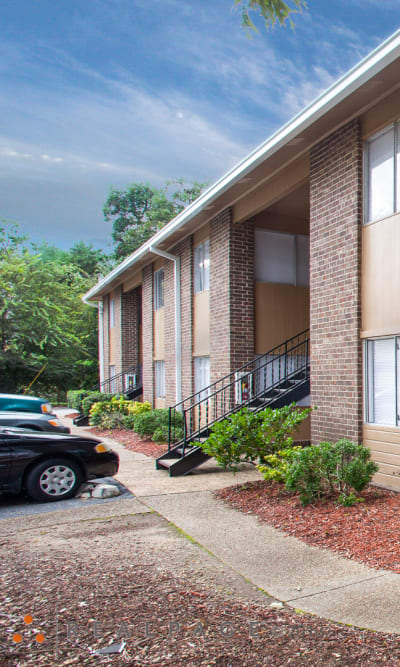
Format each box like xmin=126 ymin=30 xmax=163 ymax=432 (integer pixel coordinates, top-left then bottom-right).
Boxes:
xmin=61 ymin=412 xmax=400 ymax=635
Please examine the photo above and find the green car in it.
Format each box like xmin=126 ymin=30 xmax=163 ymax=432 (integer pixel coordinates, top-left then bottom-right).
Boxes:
xmin=0 ymin=393 xmax=53 ymax=415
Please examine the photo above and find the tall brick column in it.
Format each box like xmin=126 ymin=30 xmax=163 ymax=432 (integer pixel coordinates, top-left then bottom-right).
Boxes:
xmin=163 ymin=237 xmax=193 ymax=407
xmin=114 ymin=286 xmax=123 ymax=376
xmin=210 ymin=209 xmax=254 ymax=383
xmin=310 ymin=118 xmax=363 ymax=444
xmin=142 ymin=265 xmax=154 ymax=404
xmin=164 ymin=257 xmax=176 ymax=407
xmin=102 ymin=294 xmax=110 ymax=383
xmin=121 ymin=286 xmax=141 ymax=373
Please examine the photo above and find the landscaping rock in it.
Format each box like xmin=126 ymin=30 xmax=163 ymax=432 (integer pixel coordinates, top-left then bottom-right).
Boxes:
xmin=91 ymin=484 xmax=121 ymax=499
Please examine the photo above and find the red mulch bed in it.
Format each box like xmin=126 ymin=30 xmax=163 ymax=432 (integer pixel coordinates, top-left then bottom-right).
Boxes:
xmin=216 ymin=480 xmax=400 ymax=573
xmin=88 ymin=427 xmax=167 ymax=458
xmin=64 ymin=412 xmax=79 ymax=419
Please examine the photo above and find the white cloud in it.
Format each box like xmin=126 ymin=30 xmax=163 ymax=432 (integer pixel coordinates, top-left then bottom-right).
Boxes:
xmin=41 ymin=154 xmax=64 ymax=163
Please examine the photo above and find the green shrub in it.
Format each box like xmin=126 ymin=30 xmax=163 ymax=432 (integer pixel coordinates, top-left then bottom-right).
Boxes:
xmin=122 ymin=414 xmax=136 ymax=430
xmin=133 ymin=409 xmax=183 ymax=443
xmin=89 ymin=398 xmax=152 ymax=428
xmin=285 ymin=439 xmax=379 ymax=506
xmin=100 ymin=412 xmax=127 ymax=429
xmin=82 ymin=392 xmax=116 ymax=417
xmin=258 ymin=446 xmax=302 ymax=483
xmin=128 ymin=401 xmax=152 ymax=417
xmin=67 ymin=390 xmax=91 ymax=412
xmin=200 ymin=404 xmax=311 ymax=472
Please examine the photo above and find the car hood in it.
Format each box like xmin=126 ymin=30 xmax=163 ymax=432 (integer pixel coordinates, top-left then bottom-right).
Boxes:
xmin=0 ymin=426 xmax=101 ymax=444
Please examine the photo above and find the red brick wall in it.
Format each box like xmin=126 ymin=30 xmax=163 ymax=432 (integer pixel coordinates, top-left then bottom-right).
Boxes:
xmin=121 ymin=286 xmax=141 ymax=373
xmin=114 ymin=287 xmax=122 ymax=376
xmin=310 ymin=118 xmax=363 ymax=444
xmin=180 ymin=237 xmax=193 ymax=402
xmin=161 ymin=237 xmax=193 ymax=408
xmin=142 ymin=265 xmax=154 ymax=404
xmin=164 ymin=258 xmax=176 ymax=407
xmin=210 ymin=209 xmax=254 ymax=383
xmin=102 ymin=295 xmax=110 ymax=383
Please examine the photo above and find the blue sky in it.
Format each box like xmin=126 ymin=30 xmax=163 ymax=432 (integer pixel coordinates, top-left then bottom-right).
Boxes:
xmin=0 ymin=0 xmax=398 ymax=251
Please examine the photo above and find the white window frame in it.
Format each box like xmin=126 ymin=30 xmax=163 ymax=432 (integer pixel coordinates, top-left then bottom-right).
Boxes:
xmin=364 ymin=122 xmax=400 ymax=224
xmin=194 ymin=356 xmax=210 ymax=400
xmin=109 ymin=298 xmax=115 ymax=328
xmin=193 ymin=240 xmax=210 ymax=293
xmin=364 ymin=336 xmax=399 ymax=426
xmin=155 ymin=360 xmax=165 ymax=398
xmin=109 ymin=365 xmax=117 ymax=393
xmin=154 ymin=269 xmax=165 ymax=311
xmin=254 ymin=228 xmax=309 ymax=287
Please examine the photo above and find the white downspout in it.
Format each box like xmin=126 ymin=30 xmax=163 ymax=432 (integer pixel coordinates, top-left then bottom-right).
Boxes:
xmin=149 ymin=246 xmax=182 ymax=406
xmin=82 ymin=296 xmax=105 ymax=389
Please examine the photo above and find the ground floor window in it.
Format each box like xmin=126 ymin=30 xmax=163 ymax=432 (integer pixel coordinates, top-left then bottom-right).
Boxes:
xmin=109 ymin=365 xmax=117 ymax=393
xmin=365 ymin=337 xmax=399 ymax=426
xmin=194 ymin=356 xmax=210 ymax=400
xmin=154 ymin=360 xmax=165 ymax=398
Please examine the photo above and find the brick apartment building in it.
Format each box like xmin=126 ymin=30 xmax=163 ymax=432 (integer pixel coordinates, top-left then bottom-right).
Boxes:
xmin=85 ymin=30 xmax=400 ymax=489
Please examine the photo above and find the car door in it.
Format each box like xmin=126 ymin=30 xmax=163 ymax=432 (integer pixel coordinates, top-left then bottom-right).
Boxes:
xmin=0 ymin=434 xmax=12 ymax=487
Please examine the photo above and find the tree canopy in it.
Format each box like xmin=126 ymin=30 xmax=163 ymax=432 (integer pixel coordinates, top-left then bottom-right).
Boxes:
xmin=235 ymin=0 xmax=307 ymax=31
xmin=104 ymin=179 xmax=207 ymax=259
xmin=0 ymin=226 xmax=105 ymax=396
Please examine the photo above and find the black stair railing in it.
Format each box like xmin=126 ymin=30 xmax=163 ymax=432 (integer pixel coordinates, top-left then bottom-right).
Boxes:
xmin=168 ymin=329 xmax=309 ymax=454
xmin=91 ymin=364 xmax=142 ymax=395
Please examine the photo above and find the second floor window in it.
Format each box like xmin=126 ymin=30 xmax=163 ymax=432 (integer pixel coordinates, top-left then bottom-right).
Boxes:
xmin=365 ymin=123 xmax=400 ymax=223
xmin=109 ymin=298 xmax=115 ymax=328
xmin=154 ymin=269 xmax=164 ymax=310
xmin=194 ymin=240 xmax=210 ymax=293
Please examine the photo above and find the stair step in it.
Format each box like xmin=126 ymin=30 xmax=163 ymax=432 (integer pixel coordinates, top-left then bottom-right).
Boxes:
xmin=157 ymin=458 xmax=180 ymax=469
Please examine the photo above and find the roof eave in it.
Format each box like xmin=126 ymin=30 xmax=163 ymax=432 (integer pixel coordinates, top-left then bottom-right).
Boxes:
xmin=84 ymin=29 xmax=400 ymax=302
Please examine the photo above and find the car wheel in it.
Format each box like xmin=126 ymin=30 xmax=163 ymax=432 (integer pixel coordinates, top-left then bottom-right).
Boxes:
xmin=25 ymin=458 xmax=83 ymax=502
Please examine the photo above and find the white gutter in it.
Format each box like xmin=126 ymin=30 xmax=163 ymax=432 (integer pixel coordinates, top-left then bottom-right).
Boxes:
xmin=82 ymin=295 xmax=105 ymax=388
xmin=84 ymin=28 xmax=400 ymax=303
xmin=149 ymin=246 xmax=182 ymax=406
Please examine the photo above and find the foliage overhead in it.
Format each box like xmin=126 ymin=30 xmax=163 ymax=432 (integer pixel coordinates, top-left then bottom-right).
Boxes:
xmin=0 ymin=224 xmax=105 ymax=395
xmin=103 ymin=179 xmax=207 ymax=259
xmin=235 ymin=0 xmax=307 ymax=31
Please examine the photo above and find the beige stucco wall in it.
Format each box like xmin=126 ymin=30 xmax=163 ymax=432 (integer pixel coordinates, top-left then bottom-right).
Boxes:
xmin=193 ymin=291 xmax=210 ymax=356
xmin=153 ymin=308 xmax=165 ymax=360
xmin=255 ymin=283 xmax=310 ymax=353
xmin=362 ymin=214 xmax=400 ymax=338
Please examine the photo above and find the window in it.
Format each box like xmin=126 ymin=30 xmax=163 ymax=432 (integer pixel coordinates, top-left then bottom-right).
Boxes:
xmin=109 ymin=365 xmax=117 ymax=393
xmin=109 ymin=298 xmax=115 ymax=328
xmin=365 ymin=123 xmax=400 ymax=223
xmin=194 ymin=240 xmax=210 ymax=293
xmin=155 ymin=360 xmax=165 ymax=398
xmin=194 ymin=356 xmax=210 ymax=400
xmin=365 ymin=337 xmax=399 ymax=426
xmin=154 ymin=269 xmax=164 ymax=310
xmin=254 ymin=229 xmax=309 ymax=287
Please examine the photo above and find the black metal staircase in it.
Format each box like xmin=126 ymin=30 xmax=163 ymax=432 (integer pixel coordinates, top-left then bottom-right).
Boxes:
xmin=93 ymin=364 xmax=143 ymax=399
xmin=156 ymin=330 xmax=310 ymax=476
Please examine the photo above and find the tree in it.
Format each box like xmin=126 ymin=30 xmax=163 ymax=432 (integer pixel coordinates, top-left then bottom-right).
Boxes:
xmin=104 ymin=179 xmax=207 ymax=259
xmin=235 ymin=0 xmax=307 ymax=31
xmin=0 ymin=224 xmax=103 ymax=396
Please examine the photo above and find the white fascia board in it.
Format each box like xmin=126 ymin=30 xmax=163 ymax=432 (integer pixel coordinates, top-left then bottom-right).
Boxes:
xmin=84 ymin=29 xmax=400 ymax=302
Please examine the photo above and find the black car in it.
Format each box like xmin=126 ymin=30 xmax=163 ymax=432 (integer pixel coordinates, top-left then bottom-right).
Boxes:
xmin=0 ymin=411 xmax=70 ymax=433
xmin=0 ymin=427 xmax=119 ymax=502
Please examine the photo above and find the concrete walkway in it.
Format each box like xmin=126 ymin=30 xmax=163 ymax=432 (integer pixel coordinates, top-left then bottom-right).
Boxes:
xmin=60 ymin=411 xmax=400 ymax=634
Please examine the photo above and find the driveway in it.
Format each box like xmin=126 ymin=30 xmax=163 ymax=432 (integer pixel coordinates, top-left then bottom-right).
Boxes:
xmin=0 ymin=477 xmax=132 ymax=519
